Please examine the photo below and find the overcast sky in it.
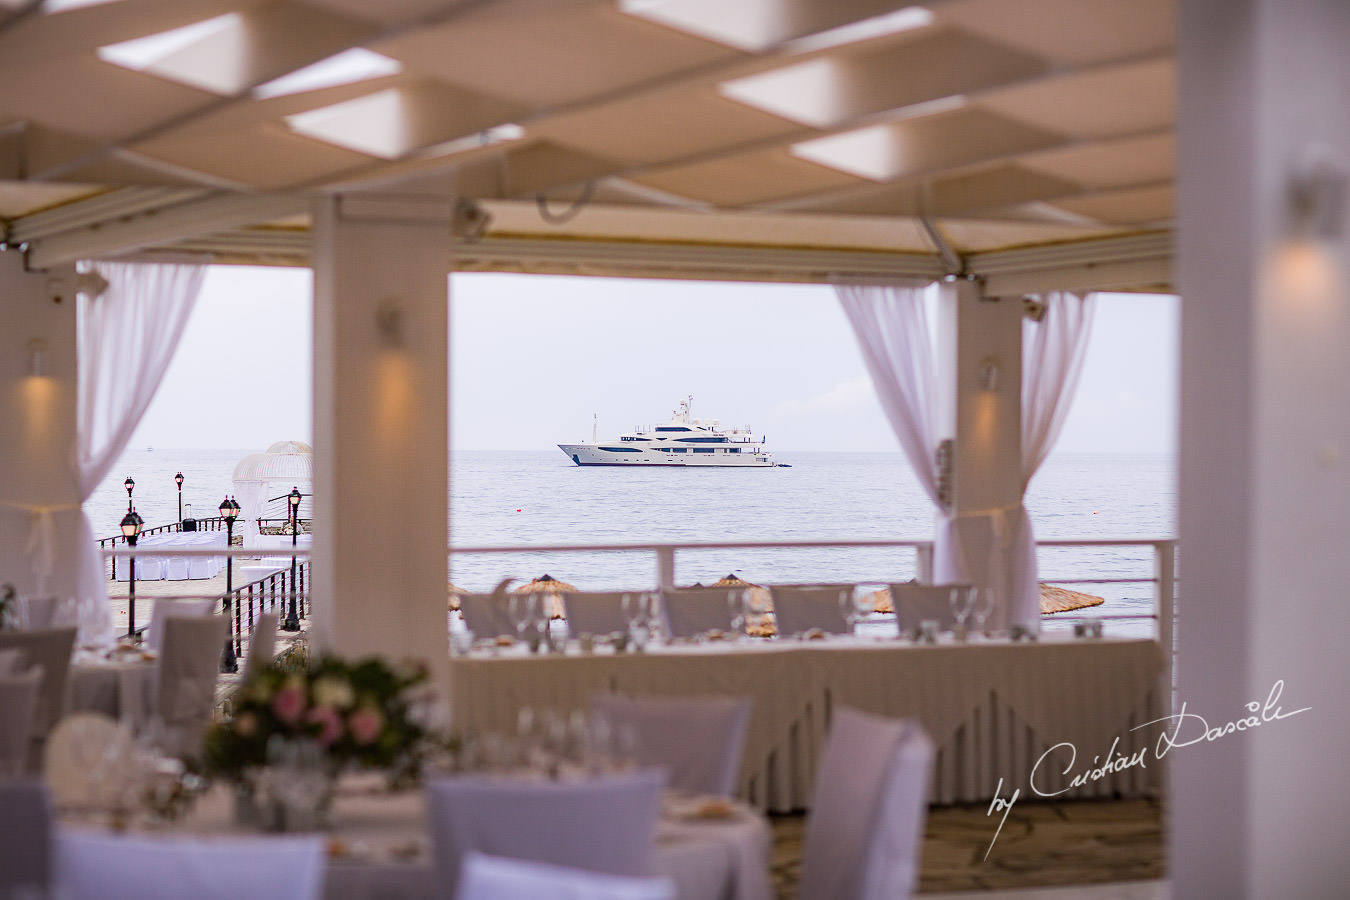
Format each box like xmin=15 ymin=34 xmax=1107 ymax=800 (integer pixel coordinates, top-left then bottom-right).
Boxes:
xmin=129 ymin=267 xmax=1178 ymax=455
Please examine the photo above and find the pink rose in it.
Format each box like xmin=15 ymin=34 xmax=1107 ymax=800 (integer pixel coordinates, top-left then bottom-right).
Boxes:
xmin=348 ymin=707 xmax=384 ymax=746
xmin=307 ymin=704 xmax=343 ymax=747
xmin=271 ymin=684 xmax=307 ymax=725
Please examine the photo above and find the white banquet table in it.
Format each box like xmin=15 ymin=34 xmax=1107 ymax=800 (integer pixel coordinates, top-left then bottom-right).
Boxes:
xmin=57 ymin=783 xmax=773 ymax=900
xmin=447 ymin=634 xmax=1165 ymax=810
xmin=114 ymin=533 xmax=227 ymax=582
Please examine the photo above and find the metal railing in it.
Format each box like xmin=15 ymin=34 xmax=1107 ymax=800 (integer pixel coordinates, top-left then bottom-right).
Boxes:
xmin=102 ymin=545 xmax=311 ymax=664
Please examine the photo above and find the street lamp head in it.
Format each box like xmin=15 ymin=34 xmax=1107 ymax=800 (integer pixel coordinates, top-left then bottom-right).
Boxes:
xmin=175 ymin=472 xmax=184 ymax=487
xmin=124 ymin=476 xmax=135 ymax=494
xmin=120 ymin=511 xmax=139 ymax=539
xmin=219 ymin=497 xmax=236 ymax=522
xmin=288 ymin=487 xmax=301 ymax=510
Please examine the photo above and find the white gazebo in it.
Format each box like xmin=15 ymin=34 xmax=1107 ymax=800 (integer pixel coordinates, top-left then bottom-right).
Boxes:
xmin=0 ymin=0 xmax=1347 ymax=892
xmin=230 ymin=440 xmax=314 ymax=548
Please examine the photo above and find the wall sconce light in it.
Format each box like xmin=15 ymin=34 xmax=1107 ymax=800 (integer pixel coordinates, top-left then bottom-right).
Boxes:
xmin=451 ymin=198 xmax=492 ymax=242
xmin=1289 ymin=143 xmax=1348 ymax=239
xmin=375 ymin=297 xmax=404 ymax=347
xmin=978 ymin=356 xmax=1000 ymax=392
xmin=27 ymin=338 xmax=48 ymax=377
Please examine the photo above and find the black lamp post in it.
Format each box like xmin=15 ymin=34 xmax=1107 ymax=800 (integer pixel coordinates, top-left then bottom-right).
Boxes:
xmin=282 ymin=486 xmax=302 ymax=632
xmin=218 ymin=496 xmax=239 ymax=672
xmin=175 ymin=472 xmax=184 ymax=525
xmin=121 ymin=508 xmax=143 ymax=638
xmin=124 ymin=476 xmax=135 ymax=512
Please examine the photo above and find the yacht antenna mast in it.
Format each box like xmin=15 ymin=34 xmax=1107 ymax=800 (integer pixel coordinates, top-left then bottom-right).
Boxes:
xmin=592 ymin=413 xmax=597 ymax=443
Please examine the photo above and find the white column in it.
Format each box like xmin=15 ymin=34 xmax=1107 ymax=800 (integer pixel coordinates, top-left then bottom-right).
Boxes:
xmin=0 ymin=250 xmax=82 ymax=597
xmin=1178 ymin=0 xmax=1350 ymax=894
xmin=935 ymin=277 xmax=1023 ymax=627
xmin=311 ymin=197 xmax=449 ymax=681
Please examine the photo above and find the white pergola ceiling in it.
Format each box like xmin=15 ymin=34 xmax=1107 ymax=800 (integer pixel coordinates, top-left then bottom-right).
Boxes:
xmin=0 ymin=0 xmax=1175 ymax=289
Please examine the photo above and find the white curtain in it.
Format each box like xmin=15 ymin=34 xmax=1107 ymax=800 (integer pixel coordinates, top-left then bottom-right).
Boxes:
xmin=837 ymin=283 xmax=1095 ymax=633
xmin=72 ymin=261 xmax=207 ymax=636
xmin=1005 ymin=290 xmax=1096 ymax=629
xmin=835 ymin=282 xmax=963 ymax=580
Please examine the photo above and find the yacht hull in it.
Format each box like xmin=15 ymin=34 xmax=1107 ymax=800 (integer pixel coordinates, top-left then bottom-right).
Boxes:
xmin=558 ymin=443 xmax=777 ymax=467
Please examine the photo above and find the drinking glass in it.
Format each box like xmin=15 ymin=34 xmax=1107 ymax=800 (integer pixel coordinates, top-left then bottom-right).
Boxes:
xmin=973 ymin=588 xmax=995 ymax=636
xmin=510 ymin=593 xmax=539 ymax=647
xmin=949 ymin=586 xmax=975 ymax=639
xmin=728 ymin=591 xmax=747 ymax=638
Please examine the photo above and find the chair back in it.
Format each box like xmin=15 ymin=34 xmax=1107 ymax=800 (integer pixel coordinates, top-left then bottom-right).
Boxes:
xmin=457 ymin=593 xmax=516 ymax=639
xmin=455 ymin=851 xmax=676 ymax=900
xmin=769 ymin=585 xmax=853 ymax=637
xmin=17 ymin=595 xmax=58 ymax=630
xmin=146 ymin=598 xmax=216 ymax=652
xmin=889 ymin=583 xmax=960 ymax=633
xmin=0 ymin=627 xmax=76 ymax=739
xmin=427 ymin=769 xmax=666 ymax=900
xmin=0 ymin=779 xmax=54 ymax=897
xmin=658 ymin=588 xmax=735 ymax=639
xmin=562 ymin=591 xmax=630 ymax=639
xmin=156 ymin=615 xmax=228 ymax=758
xmin=591 ymin=693 xmax=751 ymax=796
xmin=242 ymin=612 xmax=280 ymax=683
xmin=56 ymin=832 xmax=324 ymax=900
xmin=0 ymin=667 xmax=42 ymax=775
xmin=799 ymin=707 xmax=934 ymax=900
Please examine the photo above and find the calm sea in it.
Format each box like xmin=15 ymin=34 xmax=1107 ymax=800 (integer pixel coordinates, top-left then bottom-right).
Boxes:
xmin=91 ymin=450 xmax=1175 ymax=636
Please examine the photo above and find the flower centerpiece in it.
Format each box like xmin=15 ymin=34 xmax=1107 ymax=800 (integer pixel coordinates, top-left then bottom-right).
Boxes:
xmin=203 ymin=654 xmax=430 ymax=790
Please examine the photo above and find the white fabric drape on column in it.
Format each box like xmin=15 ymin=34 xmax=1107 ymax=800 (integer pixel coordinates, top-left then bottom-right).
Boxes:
xmin=73 ymin=261 xmax=207 ymax=638
xmin=1007 ymin=290 xmax=1096 ymax=630
xmin=835 ymin=282 xmax=963 ymax=580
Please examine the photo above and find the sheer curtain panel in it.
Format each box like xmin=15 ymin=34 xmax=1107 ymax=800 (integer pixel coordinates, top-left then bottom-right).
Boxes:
xmin=73 ymin=262 xmax=206 ymax=635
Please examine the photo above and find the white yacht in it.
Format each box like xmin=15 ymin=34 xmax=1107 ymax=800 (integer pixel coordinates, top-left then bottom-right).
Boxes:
xmin=559 ymin=397 xmax=779 ymax=467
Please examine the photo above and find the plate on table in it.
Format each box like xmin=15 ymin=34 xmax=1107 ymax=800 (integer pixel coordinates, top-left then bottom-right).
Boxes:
xmin=44 ymin=712 xmax=136 ymax=809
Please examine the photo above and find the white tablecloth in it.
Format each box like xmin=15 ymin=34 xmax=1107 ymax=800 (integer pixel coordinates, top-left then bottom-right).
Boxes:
xmin=447 ymin=634 xmax=1165 ymax=810
xmin=60 ymin=784 xmax=772 ymax=900
xmin=114 ymin=533 xmax=227 ymax=582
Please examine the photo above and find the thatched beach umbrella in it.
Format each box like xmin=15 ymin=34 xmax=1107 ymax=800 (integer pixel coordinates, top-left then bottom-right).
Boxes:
xmin=709 ymin=574 xmax=772 ymax=613
xmin=1039 ymin=584 xmax=1105 ymax=614
xmin=514 ymin=574 xmax=574 ymax=619
xmin=868 ymin=583 xmax=1107 ymax=616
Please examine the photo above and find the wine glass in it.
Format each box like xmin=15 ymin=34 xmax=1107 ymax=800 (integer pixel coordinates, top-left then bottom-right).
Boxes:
xmin=728 ymin=591 xmax=746 ymax=638
xmin=972 ymin=587 xmax=995 ymax=637
xmin=949 ymin=586 xmax=974 ymax=638
xmin=510 ymin=593 xmax=539 ymax=647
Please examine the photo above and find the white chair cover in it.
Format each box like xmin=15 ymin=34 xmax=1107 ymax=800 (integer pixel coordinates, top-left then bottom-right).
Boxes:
xmin=591 ymin=693 xmax=752 ymax=797
xmin=798 ymin=707 xmax=934 ymax=900
xmin=17 ymin=595 xmax=58 ymax=629
xmin=0 ymin=627 xmax=76 ymax=741
xmin=562 ymin=591 xmax=630 ymax=638
xmin=56 ymin=832 xmax=324 ymax=900
xmin=0 ymin=668 xmax=42 ymax=775
xmin=0 ymin=779 xmax=54 ymax=898
xmin=242 ymin=612 xmax=279 ymax=683
xmin=889 ymin=583 xmax=959 ymax=633
xmin=768 ymin=585 xmax=852 ymax=637
xmin=426 ymin=769 xmax=666 ymax=900
xmin=659 ymin=588 xmax=736 ymax=639
xmin=456 ymin=852 xmax=676 ymax=900
xmin=155 ymin=615 xmax=228 ymax=758
xmin=145 ymin=598 xmax=216 ymax=652
xmin=457 ymin=592 xmax=516 ymax=639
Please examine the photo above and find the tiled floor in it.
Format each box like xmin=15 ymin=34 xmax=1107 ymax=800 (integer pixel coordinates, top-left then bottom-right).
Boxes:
xmin=769 ymin=796 xmax=1165 ymax=897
